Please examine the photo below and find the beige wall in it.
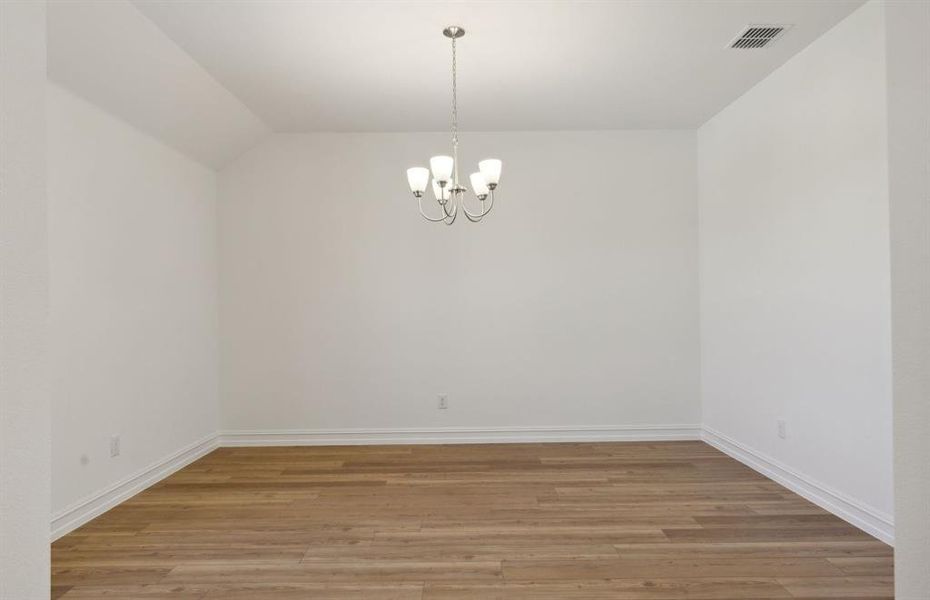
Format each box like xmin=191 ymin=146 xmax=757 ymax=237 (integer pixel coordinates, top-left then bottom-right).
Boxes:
xmin=698 ymin=2 xmax=894 ymax=538
xmin=887 ymin=0 xmax=930 ymax=596
xmin=47 ymin=85 xmax=220 ymax=531
xmin=219 ymin=131 xmax=701 ymax=436
xmin=0 ymin=1 xmax=50 ymax=598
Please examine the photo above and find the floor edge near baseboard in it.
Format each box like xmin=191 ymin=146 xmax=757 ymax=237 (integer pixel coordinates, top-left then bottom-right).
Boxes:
xmin=50 ymin=432 xmax=220 ymax=541
xmin=218 ymin=425 xmax=704 ymax=446
xmin=49 ymin=424 xmax=893 ymax=548
xmin=701 ymin=426 xmax=894 ymax=546
xmin=48 ymin=425 xmax=700 ymax=540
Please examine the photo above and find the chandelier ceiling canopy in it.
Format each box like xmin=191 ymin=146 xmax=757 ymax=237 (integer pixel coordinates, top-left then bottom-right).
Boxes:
xmin=405 ymin=26 xmax=501 ymax=225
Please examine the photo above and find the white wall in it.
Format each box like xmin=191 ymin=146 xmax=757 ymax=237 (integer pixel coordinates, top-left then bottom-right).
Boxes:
xmin=0 ymin=2 xmax=50 ymax=598
xmin=886 ymin=0 xmax=930 ymax=595
xmin=219 ymin=131 xmax=700 ymax=436
xmin=48 ymin=85 xmax=220 ymax=521
xmin=47 ymin=0 xmax=268 ymax=168
xmin=698 ymin=0 xmax=893 ymax=536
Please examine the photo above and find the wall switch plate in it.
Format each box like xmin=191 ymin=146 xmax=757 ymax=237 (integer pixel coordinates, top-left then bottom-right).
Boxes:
xmin=777 ymin=419 xmax=787 ymax=439
xmin=438 ymin=394 xmax=449 ymax=410
xmin=110 ymin=435 xmax=121 ymax=457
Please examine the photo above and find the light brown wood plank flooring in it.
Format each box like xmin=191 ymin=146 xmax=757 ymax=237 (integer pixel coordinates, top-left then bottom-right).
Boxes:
xmin=51 ymin=441 xmax=893 ymax=599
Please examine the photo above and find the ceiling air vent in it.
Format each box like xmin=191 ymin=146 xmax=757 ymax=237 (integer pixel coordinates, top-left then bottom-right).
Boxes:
xmin=729 ymin=25 xmax=790 ymax=49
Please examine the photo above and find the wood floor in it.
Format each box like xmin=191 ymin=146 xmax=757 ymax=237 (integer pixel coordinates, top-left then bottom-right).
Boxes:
xmin=51 ymin=441 xmax=893 ymax=599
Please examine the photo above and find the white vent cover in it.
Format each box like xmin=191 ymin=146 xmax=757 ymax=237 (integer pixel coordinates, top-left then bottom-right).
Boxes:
xmin=729 ymin=25 xmax=790 ymax=49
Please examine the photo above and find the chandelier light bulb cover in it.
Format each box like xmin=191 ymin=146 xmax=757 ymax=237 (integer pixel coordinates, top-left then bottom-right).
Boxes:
xmin=429 ymin=155 xmax=454 ymax=184
xmin=405 ymin=26 xmax=502 ymax=225
xmin=406 ymin=167 xmax=430 ymax=195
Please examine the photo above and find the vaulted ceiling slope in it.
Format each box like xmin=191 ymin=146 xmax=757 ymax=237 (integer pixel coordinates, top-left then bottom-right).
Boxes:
xmin=48 ymin=0 xmax=864 ymax=166
xmin=48 ymin=0 xmax=269 ymax=169
xmin=131 ymin=0 xmax=863 ymax=132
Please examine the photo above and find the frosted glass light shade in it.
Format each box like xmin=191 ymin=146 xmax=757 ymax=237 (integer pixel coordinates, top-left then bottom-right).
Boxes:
xmin=478 ymin=159 xmax=502 ymax=186
xmin=430 ymin=155 xmax=454 ymax=183
xmin=431 ymin=179 xmax=450 ymax=202
xmin=406 ymin=167 xmax=430 ymax=194
xmin=470 ymin=172 xmax=489 ymax=197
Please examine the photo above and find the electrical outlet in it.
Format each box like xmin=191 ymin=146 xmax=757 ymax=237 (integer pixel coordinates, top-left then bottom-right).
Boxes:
xmin=110 ymin=435 xmax=121 ymax=457
xmin=438 ymin=394 xmax=449 ymax=410
xmin=777 ymin=419 xmax=787 ymax=440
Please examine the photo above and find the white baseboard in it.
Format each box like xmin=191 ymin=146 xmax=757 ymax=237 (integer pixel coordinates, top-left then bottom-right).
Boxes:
xmin=702 ymin=426 xmax=894 ymax=545
xmin=50 ymin=432 xmax=219 ymax=541
xmin=48 ymin=425 xmax=697 ymax=540
xmin=219 ymin=424 xmax=703 ymax=446
xmin=50 ymin=425 xmax=893 ymax=549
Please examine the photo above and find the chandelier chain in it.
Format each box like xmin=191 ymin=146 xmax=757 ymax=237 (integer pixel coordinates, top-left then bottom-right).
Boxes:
xmin=451 ymin=36 xmax=458 ymax=147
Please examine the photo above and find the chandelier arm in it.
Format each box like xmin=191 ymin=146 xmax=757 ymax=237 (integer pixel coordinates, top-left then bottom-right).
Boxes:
xmin=461 ymin=189 xmax=494 ymax=220
xmin=460 ymin=196 xmax=484 ymax=220
xmin=441 ymin=196 xmax=457 ymax=218
xmin=462 ymin=202 xmax=485 ymax=222
xmin=463 ymin=208 xmax=483 ymax=223
xmin=417 ymin=195 xmax=447 ymax=223
xmin=443 ymin=200 xmax=458 ymax=225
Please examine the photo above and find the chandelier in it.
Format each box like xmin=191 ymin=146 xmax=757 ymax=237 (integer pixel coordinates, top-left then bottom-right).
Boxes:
xmin=405 ymin=26 xmax=502 ymax=225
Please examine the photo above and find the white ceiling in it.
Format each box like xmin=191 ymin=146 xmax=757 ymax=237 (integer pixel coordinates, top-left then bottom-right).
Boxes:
xmin=131 ymin=0 xmax=864 ymax=132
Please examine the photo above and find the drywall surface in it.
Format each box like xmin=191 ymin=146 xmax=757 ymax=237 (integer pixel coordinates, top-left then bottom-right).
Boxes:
xmin=0 ymin=1 xmax=50 ymax=598
xmin=48 ymin=85 xmax=220 ymax=516
xmin=47 ymin=0 xmax=267 ymax=168
xmin=219 ymin=131 xmax=701 ymax=434
xmin=886 ymin=0 xmax=930 ymax=595
xmin=699 ymin=1 xmax=893 ymax=528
